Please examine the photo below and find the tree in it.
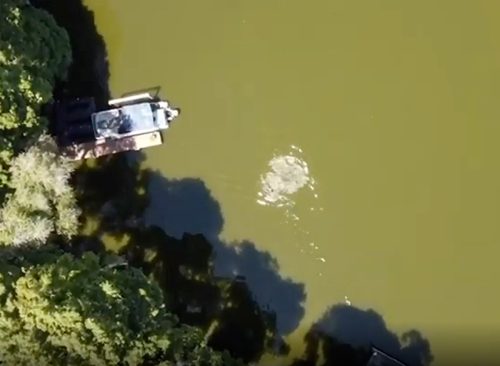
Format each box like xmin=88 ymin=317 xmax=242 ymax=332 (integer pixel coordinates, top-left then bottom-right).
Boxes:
xmin=0 ymin=135 xmax=80 ymax=246
xmin=0 ymin=247 xmax=243 ymax=365
xmin=0 ymin=0 xmax=71 ymax=188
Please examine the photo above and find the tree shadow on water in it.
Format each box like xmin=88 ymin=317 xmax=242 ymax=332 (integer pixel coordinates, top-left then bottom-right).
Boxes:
xmin=122 ymin=227 xmax=276 ymax=363
xmin=73 ymin=155 xmax=305 ymax=362
xmin=290 ymin=304 xmax=433 ymax=366
xmin=144 ymin=175 xmax=224 ymax=240
xmin=144 ymin=172 xmax=306 ymax=336
xmin=214 ymin=240 xmax=305 ymax=336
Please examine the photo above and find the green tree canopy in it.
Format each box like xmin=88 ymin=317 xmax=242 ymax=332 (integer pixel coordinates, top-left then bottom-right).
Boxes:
xmin=0 ymin=135 xmax=80 ymax=246
xmin=0 ymin=0 xmax=71 ymax=187
xmin=0 ymin=247 xmax=243 ymax=365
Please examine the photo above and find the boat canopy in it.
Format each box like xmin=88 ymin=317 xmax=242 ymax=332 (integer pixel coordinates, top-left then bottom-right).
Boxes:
xmin=92 ymin=102 xmax=168 ymax=139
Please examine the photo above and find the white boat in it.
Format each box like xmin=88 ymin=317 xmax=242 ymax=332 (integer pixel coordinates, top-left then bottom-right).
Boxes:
xmin=92 ymin=93 xmax=180 ymax=140
xmin=56 ymin=92 xmax=180 ymax=160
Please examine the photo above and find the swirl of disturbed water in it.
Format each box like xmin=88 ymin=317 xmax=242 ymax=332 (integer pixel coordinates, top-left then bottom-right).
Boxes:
xmin=257 ymin=145 xmax=314 ymax=207
xmin=257 ymin=145 xmax=326 ymax=267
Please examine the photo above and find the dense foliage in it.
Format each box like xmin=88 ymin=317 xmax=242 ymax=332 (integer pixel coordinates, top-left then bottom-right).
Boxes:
xmin=0 ymin=0 xmax=71 ymax=188
xmin=0 ymin=247 xmax=242 ymax=365
xmin=0 ymin=135 xmax=80 ymax=246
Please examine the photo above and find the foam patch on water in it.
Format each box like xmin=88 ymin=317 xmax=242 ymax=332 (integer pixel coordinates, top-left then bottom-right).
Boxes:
xmin=257 ymin=145 xmax=326 ymax=268
xmin=257 ymin=145 xmax=314 ymax=207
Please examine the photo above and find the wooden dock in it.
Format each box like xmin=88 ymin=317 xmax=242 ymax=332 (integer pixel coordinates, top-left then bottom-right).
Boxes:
xmin=60 ymin=131 xmax=163 ymax=160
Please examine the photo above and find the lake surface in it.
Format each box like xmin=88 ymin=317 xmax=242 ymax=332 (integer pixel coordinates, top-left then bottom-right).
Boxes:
xmin=84 ymin=1 xmax=500 ymax=364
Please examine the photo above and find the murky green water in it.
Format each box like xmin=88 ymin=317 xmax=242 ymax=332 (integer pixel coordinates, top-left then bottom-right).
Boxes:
xmin=85 ymin=1 xmax=500 ymax=364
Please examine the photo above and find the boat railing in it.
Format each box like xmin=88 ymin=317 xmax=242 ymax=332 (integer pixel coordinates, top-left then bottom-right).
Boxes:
xmin=108 ymin=93 xmax=153 ymax=106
